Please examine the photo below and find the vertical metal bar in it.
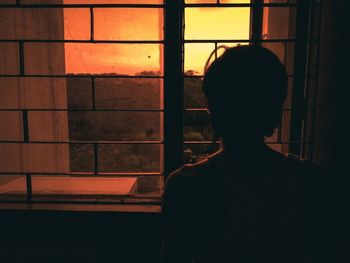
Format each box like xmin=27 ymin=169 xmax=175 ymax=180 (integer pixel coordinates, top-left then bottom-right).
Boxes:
xmin=25 ymin=173 xmax=32 ymax=202
xmin=288 ymin=0 xmax=311 ymax=155
xmin=90 ymin=7 xmax=94 ymax=41
xmin=164 ymin=0 xmax=184 ymax=178
xmin=19 ymin=41 xmax=25 ymax=76
xmin=250 ymin=0 xmax=264 ymax=45
xmin=22 ymin=110 xmax=29 ymax=142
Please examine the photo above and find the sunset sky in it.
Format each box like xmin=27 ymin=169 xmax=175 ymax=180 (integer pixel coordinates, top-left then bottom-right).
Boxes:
xmin=63 ymin=0 xmax=251 ymax=75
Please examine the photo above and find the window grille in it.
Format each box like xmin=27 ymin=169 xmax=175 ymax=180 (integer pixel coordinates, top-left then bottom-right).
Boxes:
xmin=0 ymin=0 xmax=322 ymax=205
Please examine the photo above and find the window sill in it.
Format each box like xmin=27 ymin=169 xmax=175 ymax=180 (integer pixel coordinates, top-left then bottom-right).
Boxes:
xmin=0 ymin=202 xmax=161 ymax=213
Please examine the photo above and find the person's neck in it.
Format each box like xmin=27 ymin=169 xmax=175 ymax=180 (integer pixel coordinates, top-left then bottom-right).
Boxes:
xmin=221 ymin=137 xmax=269 ymax=158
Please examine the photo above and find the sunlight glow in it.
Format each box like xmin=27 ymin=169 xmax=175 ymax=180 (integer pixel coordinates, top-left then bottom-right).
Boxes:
xmin=64 ymin=1 xmax=250 ymax=75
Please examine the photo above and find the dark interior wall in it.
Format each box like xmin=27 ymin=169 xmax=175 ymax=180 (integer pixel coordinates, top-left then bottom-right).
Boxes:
xmin=0 ymin=210 xmax=162 ymax=263
xmin=312 ymin=0 xmax=344 ymax=170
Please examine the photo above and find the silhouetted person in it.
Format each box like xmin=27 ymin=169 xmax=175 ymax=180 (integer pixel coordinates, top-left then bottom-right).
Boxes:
xmin=160 ymin=45 xmax=328 ymax=263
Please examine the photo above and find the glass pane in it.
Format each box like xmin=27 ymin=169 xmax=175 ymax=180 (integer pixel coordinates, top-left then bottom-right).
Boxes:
xmin=0 ymin=8 xmax=89 ymax=40
xmin=67 ymin=77 xmax=93 ymax=109
xmin=0 ymin=43 xmax=19 ymax=75
xmin=0 ymin=111 xmax=23 ymax=141
xmin=184 ymin=143 xmax=220 ymax=164
xmin=184 ymin=110 xmax=213 ymax=141
xmin=98 ymin=144 xmax=161 ymax=173
xmin=0 ymin=0 xmax=16 ymax=4
xmin=28 ymin=111 xmax=69 ymax=141
xmin=185 ymin=0 xmax=250 ymax=3
xmin=262 ymin=7 xmax=296 ymax=39
xmin=185 ymin=8 xmax=250 ymax=40
xmin=185 ymin=43 xmax=215 ymax=76
xmin=69 ymin=143 xmax=94 ymax=172
xmin=23 ymin=0 xmax=163 ymax=4
xmin=220 ymin=0 xmax=250 ymax=2
xmin=64 ymin=8 xmax=90 ymax=40
xmin=95 ymin=78 xmax=162 ymax=110
xmin=0 ymin=77 xmax=68 ymax=109
xmin=24 ymin=43 xmax=66 ymax=75
xmin=68 ymin=112 xmax=162 ymax=141
xmin=0 ymin=175 xmax=26 ymax=197
xmin=65 ymin=43 xmax=162 ymax=75
xmin=24 ymin=43 xmax=163 ymax=76
xmin=184 ymin=77 xmax=206 ymax=109
xmin=0 ymin=143 xmax=70 ymax=173
xmin=94 ymin=8 xmax=163 ymax=40
xmin=264 ymin=0 xmax=296 ymax=3
xmin=135 ymin=175 xmax=163 ymax=196
xmin=280 ymin=110 xmax=291 ymax=143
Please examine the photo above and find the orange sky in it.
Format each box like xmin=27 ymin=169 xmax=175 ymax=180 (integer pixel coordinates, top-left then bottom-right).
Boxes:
xmin=64 ymin=0 xmax=250 ymax=75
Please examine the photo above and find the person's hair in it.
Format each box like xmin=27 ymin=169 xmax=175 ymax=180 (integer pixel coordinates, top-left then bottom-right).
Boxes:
xmin=202 ymin=45 xmax=288 ymax=141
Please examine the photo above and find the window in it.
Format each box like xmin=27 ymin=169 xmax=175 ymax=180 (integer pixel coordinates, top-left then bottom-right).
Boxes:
xmin=0 ymin=0 xmax=322 ymax=204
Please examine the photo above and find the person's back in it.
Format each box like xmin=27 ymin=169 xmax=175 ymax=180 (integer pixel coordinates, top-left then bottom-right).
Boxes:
xmin=160 ymin=45 xmax=326 ymax=263
xmin=161 ymin=148 xmax=324 ymax=263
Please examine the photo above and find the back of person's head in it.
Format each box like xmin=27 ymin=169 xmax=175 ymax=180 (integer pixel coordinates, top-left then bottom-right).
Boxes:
xmin=202 ymin=45 xmax=288 ymax=143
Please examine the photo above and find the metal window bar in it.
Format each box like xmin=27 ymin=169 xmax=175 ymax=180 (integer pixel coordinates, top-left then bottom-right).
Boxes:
xmin=0 ymin=0 xmax=322 ymax=204
xmin=0 ymin=1 xmax=167 ymax=204
xmin=181 ymin=0 xmax=321 ymax=164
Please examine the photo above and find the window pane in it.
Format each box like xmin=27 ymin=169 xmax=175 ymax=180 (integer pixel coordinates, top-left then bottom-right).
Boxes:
xmin=94 ymin=8 xmax=163 ymax=40
xmin=23 ymin=43 xmax=163 ymax=76
xmin=0 ymin=175 xmax=27 ymax=198
xmin=98 ymin=144 xmax=161 ymax=173
xmin=0 ymin=77 xmax=68 ymax=109
xmin=0 ymin=111 xmax=23 ymax=141
xmin=69 ymin=143 xmax=94 ymax=172
xmin=0 ymin=0 xmax=16 ymax=4
xmin=22 ymin=0 xmax=163 ymax=4
xmin=0 ymin=143 xmax=70 ymax=173
xmin=24 ymin=43 xmax=66 ymax=75
xmin=185 ymin=8 xmax=250 ymax=40
xmin=65 ymin=43 xmax=162 ymax=76
xmin=135 ymin=175 xmax=163 ymax=196
xmin=185 ymin=43 xmax=215 ymax=75
xmin=95 ymin=78 xmax=162 ymax=110
xmin=0 ymin=8 xmax=89 ymax=40
xmin=67 ymin=78 xmax=93 ymax=109
xmin=64 ymin=8 xmax=91 ymax=40
xmin=28 ymin=111 xmax=69 ymax=141
xmin=68 ymin=112 xmax=162 ymax=141
xmin=262 ymin=7 xmax=296 ymax=39
xmin=0 ymin=43 xmax=19 ymax=75
xmin=184 ymin=110 xmax=213 ymax=141
xmin=184 ymin=77 xmax=206 ymax=109
xmin=185 ymin=0 xmax=250 ymax=3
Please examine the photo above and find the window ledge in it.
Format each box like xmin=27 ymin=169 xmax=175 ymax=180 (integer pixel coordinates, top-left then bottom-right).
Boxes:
xmin=0 ymin=202 xmax=161 ymax=213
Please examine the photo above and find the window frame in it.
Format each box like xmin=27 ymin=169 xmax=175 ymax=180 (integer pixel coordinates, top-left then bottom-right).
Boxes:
xmin=0 ymin=0 xmax=322 ymax=206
